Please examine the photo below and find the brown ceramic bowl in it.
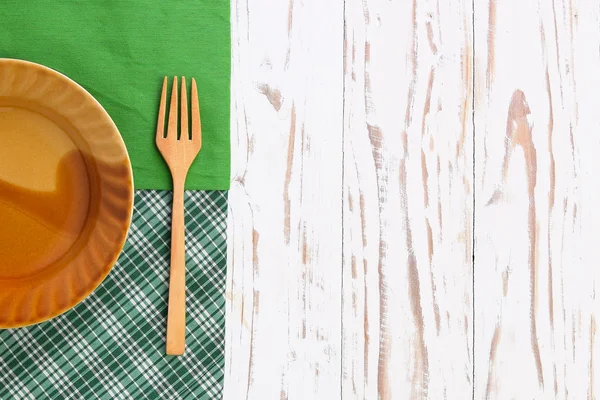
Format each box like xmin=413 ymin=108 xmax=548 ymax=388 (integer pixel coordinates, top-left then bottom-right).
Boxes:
xmin=0 ymin=59 xmax=133 ymax=328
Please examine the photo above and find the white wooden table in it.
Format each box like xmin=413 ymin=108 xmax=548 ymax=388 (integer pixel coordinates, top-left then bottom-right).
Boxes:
xmin=224 ymin=0 xmax=600 ymax=398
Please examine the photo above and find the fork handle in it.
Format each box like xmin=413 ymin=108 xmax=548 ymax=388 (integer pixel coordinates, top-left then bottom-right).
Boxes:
xmin=166 ymin=175 xmax=186 ymax=355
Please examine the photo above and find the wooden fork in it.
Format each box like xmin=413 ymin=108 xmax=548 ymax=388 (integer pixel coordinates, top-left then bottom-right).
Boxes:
xmin=156 ymin=76 xmax=202 ymax=355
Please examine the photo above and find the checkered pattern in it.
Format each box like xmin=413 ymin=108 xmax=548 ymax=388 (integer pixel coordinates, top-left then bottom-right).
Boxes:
xmin=0 ymin=190 xmax=228 ymax=400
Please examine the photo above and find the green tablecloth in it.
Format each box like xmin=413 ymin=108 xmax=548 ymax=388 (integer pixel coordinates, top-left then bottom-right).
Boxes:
xmin=0 ymin=191 xmax=228 ymax=399
xmin=0 ymin=0 xmax=231 ymax=190
xmin=0 ymin=1 xmax=231 ymax=399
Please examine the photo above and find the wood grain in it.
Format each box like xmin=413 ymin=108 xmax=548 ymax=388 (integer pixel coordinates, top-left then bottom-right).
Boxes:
xmin=342 ymin=0 xmax=473 ymax=398
xmin=225 ymin=0 xmax=344 ymax=398
xmin=225 ymin=0 xmax=600 ymax=398
xmin=474 ymin=0 xmax=600 ymax=398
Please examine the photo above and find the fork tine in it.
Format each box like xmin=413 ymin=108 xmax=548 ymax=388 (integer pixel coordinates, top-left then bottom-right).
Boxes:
xmin=180 ymin=77 xmax=188 ymax=140
xmin=156 ymin=77 xmax=168 ymax=140
xmin=167 ymin=76 xmax=178 ymax=139
xmin=191 ymin=78 xmax=202 ymax=148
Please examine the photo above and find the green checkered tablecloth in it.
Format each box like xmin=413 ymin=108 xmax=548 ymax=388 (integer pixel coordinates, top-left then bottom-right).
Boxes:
xmin=0 ymin=190 xmax=228 ymax=400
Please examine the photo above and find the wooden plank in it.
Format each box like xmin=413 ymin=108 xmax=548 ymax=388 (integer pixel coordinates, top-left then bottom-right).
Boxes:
xmin=474 ymin=0 xmax=600 ymax=398
xmin=224 ymin=0 xmax=344 ymax=399
xmin=342 ymin=0 xmax=474 ymax=398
